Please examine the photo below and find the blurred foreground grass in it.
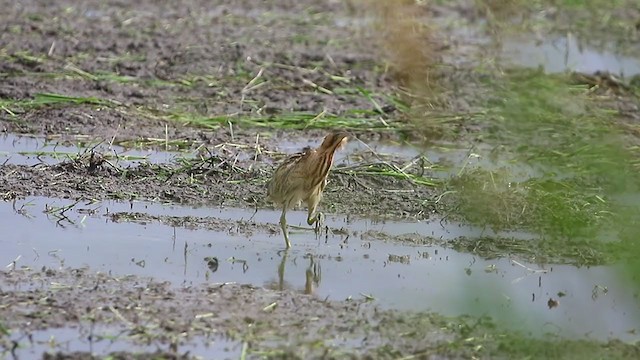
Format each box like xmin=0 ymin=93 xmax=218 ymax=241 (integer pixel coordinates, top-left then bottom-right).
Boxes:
xmin=441 ymin=67 xmax=640 ymax=288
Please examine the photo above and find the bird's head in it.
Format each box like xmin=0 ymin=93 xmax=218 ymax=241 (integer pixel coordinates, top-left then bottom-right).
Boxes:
xmin=320 ymin=132 xmax=349 ymax=152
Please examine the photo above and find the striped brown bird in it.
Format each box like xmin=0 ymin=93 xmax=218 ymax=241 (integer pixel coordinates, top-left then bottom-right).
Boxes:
xmin=267 ymin=132 xmax=349 ymax=248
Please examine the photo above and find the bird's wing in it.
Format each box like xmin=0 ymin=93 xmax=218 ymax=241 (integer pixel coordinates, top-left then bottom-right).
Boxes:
xmin=267 ymin=151 xmax=309 ymax=200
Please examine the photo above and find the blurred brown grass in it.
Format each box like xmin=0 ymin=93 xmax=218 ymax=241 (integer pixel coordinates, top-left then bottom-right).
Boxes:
xmin=355 ymin=0 xmax=446 ymax=138
xmin=474 ymin=0 xmax=524 ymax=20
xmin=363 ymin=0 xmax=437 ymax=91
xmin=355 ymin=0 xmax=531 ymax=139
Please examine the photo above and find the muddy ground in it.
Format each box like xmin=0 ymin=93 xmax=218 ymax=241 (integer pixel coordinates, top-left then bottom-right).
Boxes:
xmin=2 ymin=0 xmax=640 ymax=358
xmin=0 ymin=144 xmax=437 ymax=220
xmin=3 ymin=268 xmax=639 ymax=360
xmin=0 ymin=0 xmax=445 ymax=221
xmin=0 ymin=0 xmax=460 ymax=358
xmin=0 ymin=267 xmax=479 ymax=359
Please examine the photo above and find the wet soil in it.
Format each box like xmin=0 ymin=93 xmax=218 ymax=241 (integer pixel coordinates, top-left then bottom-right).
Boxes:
xmin=0 ymin=269 xmax=438 ymax=358
xmin=0 ymin=0 xmax=406 ymax=145
xmin=0 ymin=0 xmax=443 ymax=221
xmin=3 ymin=267 xmax=639 ymax=360
xmin=0 ymin=267 xmax=461 ymax=359
xmin=0 ymin=0 xmax=445 ymax=357
xmin=0 ymin=152 xmax=436 ymax=221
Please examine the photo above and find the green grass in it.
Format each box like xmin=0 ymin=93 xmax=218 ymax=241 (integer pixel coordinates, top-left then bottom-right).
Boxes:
xmin=164 ymin=109 xmax=401 ymax=131
xmin=480 ymin=326 xmax=640 ymax=359
xmin=483 ymin=70 xmax=635 ymax=187
xmin=335 ymin=162 xmax=438 ymax=186
xmin=364 ymin=311 xmax=640 ymax=359
xmin=0 ymin=51 xmax=211 ymax=88
xmin=439 ymin=68 xmax=640 ymax=266
xmin=487 ymin=69 xmax=634 ymax=184
xmin=0 ymin=92 xmax=115 ymax=115
xmin=446 ymin=168 xmax=614 ymax=238
xmin=2 ymin=54 xmax=410 ymax=133
xmin=116 ymin=138 xmax=196 ymax=150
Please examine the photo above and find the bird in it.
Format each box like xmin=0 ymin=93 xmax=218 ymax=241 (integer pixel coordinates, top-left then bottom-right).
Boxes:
xmin=267 ymin=132 xmax=349 ymax=248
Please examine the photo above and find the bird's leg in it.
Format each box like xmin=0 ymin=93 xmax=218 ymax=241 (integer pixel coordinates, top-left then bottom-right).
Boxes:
xmin=280 ymin=206 xmax=291 ymax=249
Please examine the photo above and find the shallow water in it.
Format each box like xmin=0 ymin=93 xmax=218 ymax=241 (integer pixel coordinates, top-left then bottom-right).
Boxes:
xmin=0 ymin=133 xmax=176 ymax=166
xmin=442 ymin=18 xmax=640 ymax=77
xmin=1 ymin=133 xmax=544 ymax=184
xmin=501 ymin=34 xmax=640 ymax=77
xmin=8 ymin=326 xmax=241 ymax=359
xmin=1 ymin=197 xmax=638 ymax=342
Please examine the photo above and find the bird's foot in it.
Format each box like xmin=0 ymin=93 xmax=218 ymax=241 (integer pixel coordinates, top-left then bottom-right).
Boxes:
xmin=277 ymin=249 xmax=290 ymax=257
xmin=313 ymin=212 xmax=325 ymax=235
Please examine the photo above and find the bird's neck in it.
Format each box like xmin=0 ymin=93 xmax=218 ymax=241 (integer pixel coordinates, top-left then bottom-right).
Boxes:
xmin=319 ymin=141 xmax=343 ymax=155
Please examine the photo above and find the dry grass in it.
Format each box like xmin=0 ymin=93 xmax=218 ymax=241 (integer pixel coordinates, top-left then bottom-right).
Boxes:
xmin=474 ymin=0 xmax=524 ymax=21
xmin=367 ymin=0 xmax=437 ymax=90
xmin=356 ymin=0 xmax=449 ymax=138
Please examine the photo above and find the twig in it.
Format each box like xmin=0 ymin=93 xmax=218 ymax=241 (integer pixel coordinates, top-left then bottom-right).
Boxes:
xmin=511 ymin=259 xmax=548 ymax=274
xmin=253 ymin=133 xmax=261 ymax=162
xmin=242 ymin=67 xmax=265 ymax=93
xmin=109 ymin=305 xmax=136 ymax=328
xmin=109 ymin=124 xmax=121 ymax=149
xmin=353 ymin=137 xmax=415 ymax=183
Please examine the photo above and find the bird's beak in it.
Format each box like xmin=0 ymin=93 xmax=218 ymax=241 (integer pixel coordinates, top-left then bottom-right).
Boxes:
xmin=338 ymin=136 xmax=348 ymax=150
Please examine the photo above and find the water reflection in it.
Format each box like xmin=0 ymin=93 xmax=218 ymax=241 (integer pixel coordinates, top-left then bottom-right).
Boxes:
xmin=8 ymin=326 xmax=241 ymax=359
xmin=500 ymin=33 xmax=640 ymax=76
xmin=0 ymin=133 xmax=176 ymax=166
xmin=1 ymin=197 xmax=638 ymax=341
xmin=267 ymin=251 xmax=322 ymax=295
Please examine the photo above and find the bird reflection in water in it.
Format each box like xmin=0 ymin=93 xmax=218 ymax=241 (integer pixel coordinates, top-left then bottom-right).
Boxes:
xmin=265 ymin=251 xmax=322 ymax=295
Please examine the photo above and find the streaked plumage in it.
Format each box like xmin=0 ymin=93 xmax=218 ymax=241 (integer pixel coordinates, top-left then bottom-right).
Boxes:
xmin=267 ymin=132 xmax=348 ymax=248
